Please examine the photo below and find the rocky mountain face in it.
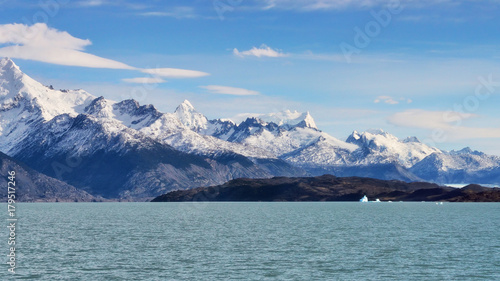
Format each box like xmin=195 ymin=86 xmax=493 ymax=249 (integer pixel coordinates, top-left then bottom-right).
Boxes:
xmin=0 ymin=151 xmax=97 ymax=202
xmin=1 ymin=57 xmax=499 ymax=200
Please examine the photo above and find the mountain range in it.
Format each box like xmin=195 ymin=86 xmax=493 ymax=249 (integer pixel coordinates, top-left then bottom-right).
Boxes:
xmin=0 ymin=57 xmax=499 ymax=200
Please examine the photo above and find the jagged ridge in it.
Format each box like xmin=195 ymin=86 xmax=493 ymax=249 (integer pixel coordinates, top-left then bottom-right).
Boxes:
xmin=1 ymin=57 xmax=499 ymax=200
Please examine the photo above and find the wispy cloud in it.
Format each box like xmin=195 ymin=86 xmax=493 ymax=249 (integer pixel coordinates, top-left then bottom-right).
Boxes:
xmin=0 ymin=23 xmax=210 ymax=79
xmin=233 ymin=44 xmax=288 ymax=58
xmin=76 ymin=0 xmax=108 ymax=7
xmin=387 ymin=109 xmax=471 ymax=129
xmin=387 ymin=109 xmax=500 ymax=140
xmin=374 ymin=96 xmax=412 ymax=105
xmin=200 ymin=85 xmax=260 ymax=96
xmin=258 ymin=0 xmax=462 ymax=11
xmin=258 ymin=0 xmax=391 ymax=10
xmin=0 ymin=23 xmax=135 ymax=69
xmin=142 ymin=68 xmax=209 ymax=78
xmin=75 ymin=0 xmax=148 ymax=9
xmin=138 ymin=7 xmax=198 ymax=19
xmin=398 ymin=14 xmax=467 ymax=23
xmin=122 ymin=77 xmax=166 ymax=84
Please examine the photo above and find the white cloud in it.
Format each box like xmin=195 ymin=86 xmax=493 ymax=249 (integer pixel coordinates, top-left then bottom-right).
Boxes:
xmin=142 ymin=68 xmax=209 ymax=78
xmin=295 ymin=51 xmax=347 ymax=62
xmin=387 ymin=109 xmax=471 ymax=129
xmin=77 ymin=0 xmax=108 ymax=7
xmin=259 ymin=0 xmax=456 ymax=11
xmin=200 ymin=85 xmax=260 ymax=96
xmin=259 ymin=0 xmax=390 ymax=10
xmin=233 ymin=44 xmax=288 ymax=58
xmin=387 ymin=109 xmax=500 ymax=140
xmin=75 ymin=0 xmax=148 ymax=9
xmin=122 ymin=77 xmax=166 ymax=84
xmin=0 ymin=23 xmax=135 ymax=69
xmin=374 ymin=95 xmax=412 ymax=105
xmin=138 ymin=7 xmax=198 ymax=19
xmin=0 ymin=45 xmax=137 ymax=69
xmin=0 ymin=23 xmax=210 ymax=79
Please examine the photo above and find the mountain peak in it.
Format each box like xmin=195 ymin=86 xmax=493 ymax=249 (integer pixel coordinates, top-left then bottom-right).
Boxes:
xmin=0 ymin=58 xmax=96 ymax=122
xmin=458 ymin=147 xmax=473 ymax=153
xmin=0 ymin=57 xmax=24 ymax=83
xmin=346 ymin=130 xmax=366 ymax=145
xmin=403 ymin=136 xmax=420 ymax=143
xmin=365 ymin=128 xmax=387 ymax=136
xmin=84 ymin=96 xmax=112 ymax=117
xmin=255 ymin=109 xmax=318 ymax=129
xmin=176 ymin=99 xmax=195 ymax=112
xmin=450 ymin=147 xmax=484 ymax=156
xmin=0 ymin=57 xmax=19 ymax=70
xmin=174 ymin=100 xmax=208 ymax=131
xmin=346 ymin=129 xmax=399 ymax=147
xmin=347 ymin=130 xmax=361 ymax=141
xmin=302 ymin=111 xmax=317 ymax=129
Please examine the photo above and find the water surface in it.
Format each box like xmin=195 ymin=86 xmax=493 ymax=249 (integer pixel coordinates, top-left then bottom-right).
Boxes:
xmin=2 ymin=202 xmax=499 ymax=280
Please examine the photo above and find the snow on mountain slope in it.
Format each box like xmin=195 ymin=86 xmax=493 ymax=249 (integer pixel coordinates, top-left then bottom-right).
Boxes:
xmin=346 ymin=129 xmax=442 ymax=167
xmin=0 ymin=58 xmax=95 ymax=120
xmin=241 ymin=125 xmax=356 ymax=156
xmin=0 ymin=58 xmax=275 ymax=161
xmin=281 ymin=136 xmax=355 ymax=167
xmin=140 ymin=113 xmax=275 ymax=159
xmin=83 ymin=97 xmax=163 ymax=130
xmin=197 ymin=109 xmax=354 ymax=157
xmin=0 ymin=58 xmax=95 ymax=154
xmin=174 ymin=99 xmax=208 ymax=132
xmin=202 ymin=119 xmax=237 ymax=141
xmin=415 ymin=148 xmax=500 ymax=172
xmin=81 ymin=97 xmax=276 ymax=159
xmin=17 ymin=113 xmax=154 ymax=160
xmin=409 ymin=149 xmax=500 ymax=184
xmin=255 ymin=110 xmax=318 ymax=129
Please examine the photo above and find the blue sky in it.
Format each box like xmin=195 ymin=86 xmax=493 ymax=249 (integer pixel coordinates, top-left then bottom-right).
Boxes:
xmin=1 ymin=0 xmax=500 ymax=154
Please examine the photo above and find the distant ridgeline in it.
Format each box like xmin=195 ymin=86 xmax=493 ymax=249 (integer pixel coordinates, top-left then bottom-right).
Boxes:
xmin=152 ymin=175 xmax=500 ymax=202
xmin=1 ymin=57 xmax=500 ymax=201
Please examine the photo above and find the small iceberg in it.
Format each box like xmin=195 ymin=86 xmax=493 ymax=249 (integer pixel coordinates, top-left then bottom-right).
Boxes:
xmin=374 ymin=198 xmax=381 ymax=202
xmin=359 ymin=195 xmax=368 ymax=203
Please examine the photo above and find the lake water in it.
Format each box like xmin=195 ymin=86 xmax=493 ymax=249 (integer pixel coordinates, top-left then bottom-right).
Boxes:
xmin=2 ymin=202 xmax=499 ymax=280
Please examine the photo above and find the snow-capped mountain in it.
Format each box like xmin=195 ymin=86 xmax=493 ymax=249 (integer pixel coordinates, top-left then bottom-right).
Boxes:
xmin=253 ymin=110 xmax=318 ymax=129
xmin=409 ymin=148 xmax=500 ymax=184
xmin=0 ymin=58 xmax=95 ymax=155
xmin=174 ymin=100 xmax=208 ymax=132
xmin=0 ymin=58 xmax=304 ymax=199
xmin=197 ymin=111 xmax=347 ymax=157
xmin=345 ymin=129 xmax=442 ymax=168
xmin=1 ymin=57 xmax=499 ymax=199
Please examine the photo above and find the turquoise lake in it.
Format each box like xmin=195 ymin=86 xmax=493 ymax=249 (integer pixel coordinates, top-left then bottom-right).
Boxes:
xmin=2 ymin=202 xmax=499 ymax=280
